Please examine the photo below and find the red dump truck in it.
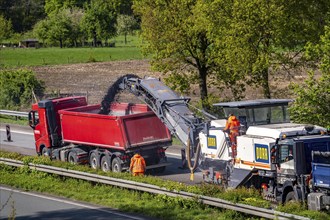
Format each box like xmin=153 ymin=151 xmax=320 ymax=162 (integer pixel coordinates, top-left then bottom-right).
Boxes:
xmin=28 ymin=96 xmax=172 ymax=173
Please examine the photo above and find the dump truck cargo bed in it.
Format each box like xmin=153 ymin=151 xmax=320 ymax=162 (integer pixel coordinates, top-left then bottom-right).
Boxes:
xmin=59 ymin=103 xmax=171 ymax=150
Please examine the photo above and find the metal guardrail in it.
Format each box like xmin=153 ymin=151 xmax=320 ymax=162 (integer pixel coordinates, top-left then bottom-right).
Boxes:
xmin=0 ymin=110 xmax=29 ymax=118
xmin=0 ymin=157 xmax=310 ymax=220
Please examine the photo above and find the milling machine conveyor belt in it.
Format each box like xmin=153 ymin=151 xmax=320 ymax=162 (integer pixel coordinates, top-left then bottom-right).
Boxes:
xmin=121 ymin=77 xmax=204 ymax=148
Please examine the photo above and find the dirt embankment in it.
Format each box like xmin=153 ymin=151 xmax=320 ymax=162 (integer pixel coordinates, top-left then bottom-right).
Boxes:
xmin=32 ymin=60 xmax=310 ymax=105
xmin=32 ymin=60 xmax=163 ymax=104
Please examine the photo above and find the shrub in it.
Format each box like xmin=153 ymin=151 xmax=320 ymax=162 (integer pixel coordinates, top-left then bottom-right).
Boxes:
xmin=0 ymin=69 xmax=44 ymax=110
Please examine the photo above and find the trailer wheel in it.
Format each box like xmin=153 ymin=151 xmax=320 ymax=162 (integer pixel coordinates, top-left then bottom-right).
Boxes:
xmin=68 ymin=151 xmax=78 ymax=164
xmin=285 ymin=191 xmax=296 ymax=203
xmin=111 ymin=157 xmax=122 ymax=173
xmin=101 ymin=156 xmax=111 ymax=172
xmin=89 ymin=152 xmax=100 ymax=169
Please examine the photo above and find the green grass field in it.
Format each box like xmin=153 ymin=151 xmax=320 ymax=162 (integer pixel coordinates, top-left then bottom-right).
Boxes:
xmin=0 ymin=35 xmax=145 ymax=67
xmin=0 ymin=47 xmax=143 ymax=67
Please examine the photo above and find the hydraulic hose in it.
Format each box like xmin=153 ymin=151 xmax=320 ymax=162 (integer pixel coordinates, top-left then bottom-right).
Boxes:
xmin=186 ymin=135 xmax=201 ymax=181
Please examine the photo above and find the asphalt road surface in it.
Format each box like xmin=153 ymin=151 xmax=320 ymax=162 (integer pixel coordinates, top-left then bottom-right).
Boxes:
xmin=0 ymin=186 xmax=152 ymax=220
xmin=0 ymin=124 xmax=204 ymax=219
xmin=0 ymin=124 xmax=204 ymax=184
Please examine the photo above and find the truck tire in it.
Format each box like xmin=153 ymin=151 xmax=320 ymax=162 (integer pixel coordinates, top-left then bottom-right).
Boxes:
xmin=89 ymin=152 xmax=100 ymax=169
xmin=285 ymin=191 xmax=296 ymax=203
xmin=101 ymin=156 xmax=111 ymax=172
xmin=111 ymin=157 xmax=122 ymax=173
xmin=68 ymin=151 xmax=78 ymax=164
xmin=41 ymin=146 xmax=51 ymax=157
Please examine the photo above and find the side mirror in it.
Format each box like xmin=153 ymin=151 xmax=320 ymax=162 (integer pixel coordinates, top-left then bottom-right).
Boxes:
xmin=28 ymin=111 xmax=35 ymax=129
xmin=270 ymin=145 xmax=279 ymax=164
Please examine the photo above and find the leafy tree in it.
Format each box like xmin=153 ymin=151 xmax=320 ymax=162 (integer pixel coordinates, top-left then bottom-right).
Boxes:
xmin=67 ymin=7 xmax=85 ymax=47
xmin=289 ymin=26 xmax=330 ymax=128
xmin=133 ymin=0 xmax=220 ymax=108
xmin=34 ymin=7 xmax=85 ymax=47
xmin=118 ymin=0 xmax=133 ymax=15
xmin=0 ymin=0 xmax=46 ymax=33
xmin=0 ymin=69 xmax=45 ymax=109
xmin=82 ymin=0 xmax=119 ymax=47
xmin=116 ymin=14 xmax=138 ymax=45
xmin=0 ymin=15 xmax=13 ymax=43
xmin=44 ymin=0 xmax=87 ymax=15
xmin=207 ymin=0 xmax=329 ymax=99
xmin=47 ymin=9 xmax=73 ymax=47
xmin=33 ymin=19 xmax=50 ymax=45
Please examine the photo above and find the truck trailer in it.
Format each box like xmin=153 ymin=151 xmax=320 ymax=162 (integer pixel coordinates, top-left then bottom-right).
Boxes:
xmin=29 ymin=96 xmax=172 ymax=173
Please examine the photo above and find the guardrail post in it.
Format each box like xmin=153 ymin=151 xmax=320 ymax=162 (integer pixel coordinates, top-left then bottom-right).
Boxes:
xmin=5 ymin=125 xmax=13 ymax=142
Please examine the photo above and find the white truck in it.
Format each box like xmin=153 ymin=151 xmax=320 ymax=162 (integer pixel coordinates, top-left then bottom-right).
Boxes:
xmin=112 ymin=75 xmax=329 ymax=209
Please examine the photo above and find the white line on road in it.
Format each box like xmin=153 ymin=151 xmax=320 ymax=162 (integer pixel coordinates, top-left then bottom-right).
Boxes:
xmin=0 ymin=129 xmax=33 ymax=136
xmin=0 ymin=186 xmax=146 ymax=220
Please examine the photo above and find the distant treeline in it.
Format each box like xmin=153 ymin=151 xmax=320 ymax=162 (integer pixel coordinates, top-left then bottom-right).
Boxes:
xmin=0 ymin=0 xmax=136 ymax=47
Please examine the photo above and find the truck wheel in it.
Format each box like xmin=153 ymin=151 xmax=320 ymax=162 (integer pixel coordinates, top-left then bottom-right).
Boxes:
xmin=41 ymin=147 xmax=51 ymax=157
xmin=89 ymin=152 xmax=100 ymax=169
xmin=101 ymin=156 xmax=111 ymax=172
xmin=111 ymin=157 xmax=122 ymax=173
xmin=68 ymin=151 xmax=78 ymax=164
xmin=285 ymin=191 xmax=296 ymax=203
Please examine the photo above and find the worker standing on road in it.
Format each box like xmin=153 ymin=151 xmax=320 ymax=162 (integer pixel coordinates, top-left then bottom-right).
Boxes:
xmin=130 ymin=153 xmax=146 ymax=176
xmin=223 ymin=114 xmax=241 ymax=157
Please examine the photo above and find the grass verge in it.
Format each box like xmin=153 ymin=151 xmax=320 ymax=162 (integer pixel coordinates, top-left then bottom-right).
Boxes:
xmin=0 ymin=116 xmax=28 ymax=126
xmin=0 ymin=151 xmax=330 ymax=220
xmin=0 ymin=164 xmax=252 ymax=219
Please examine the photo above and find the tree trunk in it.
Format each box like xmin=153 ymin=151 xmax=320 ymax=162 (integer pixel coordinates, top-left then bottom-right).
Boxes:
xmin=198 ymin=66 xmax=208 ymax=109
xmin=93 ymin=30 xmax=97 ymax=47
xmin=124 ymin=33 xmax=127 ymax=45
xmin=261 ymin=68 xmax=271 ymax=98
xmin=59 ymin=39 xmax=63 ymax=48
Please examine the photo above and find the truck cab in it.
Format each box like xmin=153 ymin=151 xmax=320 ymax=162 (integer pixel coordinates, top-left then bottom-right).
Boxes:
xmin=308 ymin=150 xmax=330 ymax=210
xmin=200 ymin=99 xmax=329 ymax=206
xmin=270 ymin=135 xmax=330 ymax=208
xmin=28 ymin=96 xmax=88 ymax=155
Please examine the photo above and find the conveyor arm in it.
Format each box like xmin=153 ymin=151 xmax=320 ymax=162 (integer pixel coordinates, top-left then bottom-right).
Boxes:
xmin=119 ymin=76 xmax=205 ymax=151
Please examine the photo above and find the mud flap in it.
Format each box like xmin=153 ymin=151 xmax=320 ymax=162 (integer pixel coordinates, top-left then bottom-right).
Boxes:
xmin=227 ymin=168 xmax=253 ymax=189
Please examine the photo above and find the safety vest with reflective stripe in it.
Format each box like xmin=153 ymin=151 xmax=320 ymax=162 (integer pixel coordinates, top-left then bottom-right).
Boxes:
xmin=130 ymin=154 xmax=146 ymax=173
xmin=224 ymin=115 xmax=240 ymax=133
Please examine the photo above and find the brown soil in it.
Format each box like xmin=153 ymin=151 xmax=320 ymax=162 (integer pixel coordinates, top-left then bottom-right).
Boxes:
xmin=31 ymin=60 xmax=311 ymax=105
xmin=32 ymin=60 xmax=163 ymax=104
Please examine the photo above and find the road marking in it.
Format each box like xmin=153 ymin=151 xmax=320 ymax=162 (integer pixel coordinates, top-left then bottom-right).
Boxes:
xmin=0 ymin=186 xmax=146 ymax=220
xmin=0 ymin=129 xmax=33 ymax=136
xmin=165 ymin=152 xmax=181 ymax=157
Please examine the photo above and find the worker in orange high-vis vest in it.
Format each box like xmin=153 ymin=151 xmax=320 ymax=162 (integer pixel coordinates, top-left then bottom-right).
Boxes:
xmin=223 ymin=114 xmax=241 ymax=157
xmin=130 ymin=153 xmax=146 ymax=176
